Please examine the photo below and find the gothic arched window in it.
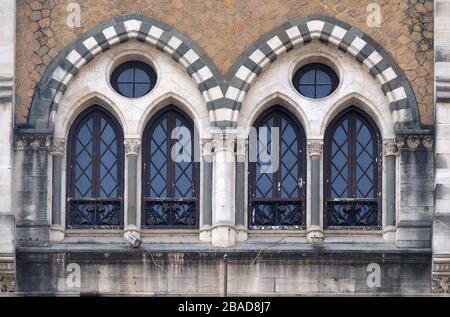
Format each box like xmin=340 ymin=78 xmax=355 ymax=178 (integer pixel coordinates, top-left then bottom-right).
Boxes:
xmin=324 ymin=107 xmax=382 ymax=229
xmin=142 ymin=106 xmax=199 ymax=228
xmin=67 ymin=106 xmax=124 ymax=228
xmin=249 ymin=107 xmax=306 ymax=229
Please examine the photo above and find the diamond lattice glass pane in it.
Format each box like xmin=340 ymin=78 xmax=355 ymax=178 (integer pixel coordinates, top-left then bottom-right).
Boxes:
xmin=99 ymin=117 xmax=118 ymax=198
xmin=279 ymin=117 xmax=299 ymax=198
xmin=74 ymin=118 xmax=93 ymax=198
xmin=355 ymin=119 xmax=375 ymax=198
xmin=330 ymin=118 xmax=349 ymax=198
xmin=256 ymin=117 xmax=275 ymax=198
xmin=149 ymin=117 xmax=168 ymax=197
xmin=174 ymin=117 xmax=194 ymax=198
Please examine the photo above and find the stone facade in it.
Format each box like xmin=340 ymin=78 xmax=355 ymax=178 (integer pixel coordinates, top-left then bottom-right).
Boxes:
xmin=0 ymin=0 xmax=448 ymax=296
xmin=16 ymin=0 xmax=433 ymax=125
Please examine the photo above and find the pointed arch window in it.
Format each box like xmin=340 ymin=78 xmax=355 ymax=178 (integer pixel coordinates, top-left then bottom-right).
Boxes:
xmin=324 ymin=107 xmax=382 ymax=229
xmin=142 ymin=106 xmax=199 ymax=228
xmin=67 ymin=106 xmax=124 ymax=229
xmin=249 ymin=107 xmax=306 ymax=229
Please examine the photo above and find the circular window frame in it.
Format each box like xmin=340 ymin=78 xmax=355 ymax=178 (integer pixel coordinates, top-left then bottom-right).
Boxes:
xmin=110 ymin=60 xmax=157 ymax=98
xmin=107 ymin=52 xmax=159 ymax=99
xmin=290 ymin=55 xmax=342 ymax=101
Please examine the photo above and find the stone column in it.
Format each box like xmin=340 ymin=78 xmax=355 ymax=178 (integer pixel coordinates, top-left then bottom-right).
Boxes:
xmin=383 ymin=139 xmax=398 ymax=241
xmin=50 ymin=138 xmax=65 ymax=241
xmin=211 ymin=133 xmax=236 ymax=247
xmin=235 ymin=136 xmax=248 ymax=242
xmin=306 ymin=140 xmax=324 ymax=245
xmin=124 ymin=139 xmax=141 ymax=240
xmin=0 ymin=0 xmax=16 ymax=293
xmin=200 ymin=139 xmax=213 ymax=242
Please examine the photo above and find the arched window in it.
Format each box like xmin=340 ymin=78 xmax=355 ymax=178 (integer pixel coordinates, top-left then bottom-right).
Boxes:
xmin=67 ymin=106 xmax=124 ymax=228
xmin=324 ymin=107 xmax=382 ymax=229
xmin=142 ymin=106 xmax=199 ymax=228
xmin=249 ymin=107 xmax=306 ymax=229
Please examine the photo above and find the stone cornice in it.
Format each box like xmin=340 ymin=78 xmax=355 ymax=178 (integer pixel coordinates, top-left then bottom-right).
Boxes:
xmin=395 ymin=134 xmax=433 ymax=151
xmin=14 ymin=133 xmax=52 ymax=151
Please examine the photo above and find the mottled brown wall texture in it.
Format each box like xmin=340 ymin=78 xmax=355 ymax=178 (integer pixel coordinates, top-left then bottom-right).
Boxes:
xmin=16 ymin=0 xmax=433 ymax=125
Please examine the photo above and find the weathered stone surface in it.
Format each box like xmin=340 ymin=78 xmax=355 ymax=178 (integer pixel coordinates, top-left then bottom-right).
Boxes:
xmin=15 ymin=0 xmax=433 ymax=125
xmin=16 ymin=248 xmax=431 ymax=295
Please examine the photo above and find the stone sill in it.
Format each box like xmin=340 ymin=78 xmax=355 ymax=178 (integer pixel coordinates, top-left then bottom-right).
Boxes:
xmin=16 ymin=242 xmax=431 ymax=254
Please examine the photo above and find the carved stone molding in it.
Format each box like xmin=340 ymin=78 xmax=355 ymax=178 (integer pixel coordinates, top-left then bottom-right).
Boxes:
xmin=307 ymin=140 xmax=323 ymax=157
xmin=50 ymin=138 xmax=65 ymax=156
xmin=124 ymin=139 xmax=141 ymax=156
xmin=212 ymin=133 xmax=236 ymax=153
xmin=395 ymin=134 xmax=434 ymax=151
xmin=14 ymin=133 xmax=52 ymax=151
xmin=432 ymin=260 xmax=450 ymax=294
xmin=0 ymin=274 xmax=15 ymax=293
xmin=383 ymin=139 xmax=399 ymax=156
xmin=235 ymin=137 xmax=248 ymax=158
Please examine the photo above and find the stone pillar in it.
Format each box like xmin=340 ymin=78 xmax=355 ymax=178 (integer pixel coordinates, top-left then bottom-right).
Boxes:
xmin=395 ymin=134 xmax=433 ymax=249
xmin=383 ymin=140 xmax=398 ymax=241
xmin=124 ymin=139 xmax=141 ymax=240
xmin=433 ymin=2 xmax=450 ymax=293
xmin=50 ymin=138 xmax=65 ymax=241
xmin=235 ymin=136 xmax=247 ymax=242
xmin=200 ymin=139 xmax=213 ymax=242
xmin=211 ymin=133 xmax=236 ymax=247
xmin=0 ymin=0 xmax=16 ymax=293
xmin=307 ymin=140 xmax=324 ymax=245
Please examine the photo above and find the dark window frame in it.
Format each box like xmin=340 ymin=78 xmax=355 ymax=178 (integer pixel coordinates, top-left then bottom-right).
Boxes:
xmin=248 ymin=106 xmax=307 ymax=229
xmin=141 ymin=106 xmax=200 ymax=229
xmin=66 ymin=105 xmax=124 ymax=229
xmin=324 ymin=106 xmax=382 ymax=230
xmin=110 ymin=61 xmax=157 ymax=98
xmin=292 ymin=63 xmax=339 ymax=99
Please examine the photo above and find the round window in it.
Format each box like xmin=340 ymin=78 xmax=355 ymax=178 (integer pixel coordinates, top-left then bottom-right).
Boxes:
xmin=110 ymin=61 xmax=157 ymax=98
xmin=292 ymin=63 xmax=339 ymax=99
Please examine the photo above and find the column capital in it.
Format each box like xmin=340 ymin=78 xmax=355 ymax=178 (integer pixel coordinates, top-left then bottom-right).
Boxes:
xmin=50 ymin=138 xmax=65 ymax=156
xmin=212 ymin=132 xmax=236 ymax=153
xmin=124 ymin=139 xmax=141 ymax=156
xmin=307 ymin=139 xmax=323 ymax=157
xmin=384 ymin=139 xmax=399 ymax=156
xmin=200 ymin=138 xmax=214 ymax=157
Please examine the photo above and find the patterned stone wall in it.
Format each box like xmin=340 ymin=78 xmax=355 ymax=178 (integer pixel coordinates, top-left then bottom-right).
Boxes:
xmin=16 ymin=0 xmax=433 ymax=125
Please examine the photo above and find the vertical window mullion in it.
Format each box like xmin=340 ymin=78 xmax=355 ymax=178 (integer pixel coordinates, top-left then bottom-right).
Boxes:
xmin=93 ymin=112 xmax=101 ymax=199
xmin=168 ymin=111 xmax=174 ymax=198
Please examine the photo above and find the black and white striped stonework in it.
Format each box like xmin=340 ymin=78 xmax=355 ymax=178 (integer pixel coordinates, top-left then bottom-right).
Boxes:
xmin=29 ymin=14 xmax=223 ymax=130
xmin=222 ymin=15 xmax=420 ymax=130
xmin=28 ymin=14 xmax=420 ymax=132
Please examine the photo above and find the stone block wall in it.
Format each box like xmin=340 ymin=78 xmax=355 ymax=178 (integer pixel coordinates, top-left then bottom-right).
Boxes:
xmin=15 ymin=0 xmax=433 ymax=125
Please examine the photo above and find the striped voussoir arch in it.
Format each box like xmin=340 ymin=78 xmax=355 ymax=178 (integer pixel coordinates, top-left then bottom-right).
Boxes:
xmin=28 ymin=14 xmax=223 ymax=129
xmin=219 ymin=14 xmax=420 ymax=131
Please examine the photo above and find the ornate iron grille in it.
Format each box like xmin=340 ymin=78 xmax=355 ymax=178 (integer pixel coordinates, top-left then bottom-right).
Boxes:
xmin=144 ymin=199 xmax=196 ymax=226
xmin=68 ymin=199 xmax=121 ymax=228
xmin=67 ymin=106 xmax=124 ymax=229
xmin=324 ymin=107 xmax=381 ymax=229
xmin=142 ymin=107 xmax=198 ymax=229
xmin=249 ymin=107 xmax=306 ymax=229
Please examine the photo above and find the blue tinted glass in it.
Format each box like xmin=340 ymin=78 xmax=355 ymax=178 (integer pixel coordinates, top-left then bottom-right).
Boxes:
xmin=117 ymin=69 xmax=133 ymax=82
xmin=112 ymin=62 xmax=156 ymax=98
xmin=134 ymin=68 xmax=150 ymax=83
xmin=316 ymin=85 xmax=332 ymax=98
xmin=134 ymin=83 xmax=150 ymax=98
xmin=316 ymin=70 xmax=331 ymax=84
xmin=299 ymin=85 xmax=315 ymax=98
xmin=117 ymin=83 xmax=134 ymax=98
xmin=294 ymin=63 xmax=338 ymax=99
xmin=299 ymin=70 xmax=315 ymax=85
